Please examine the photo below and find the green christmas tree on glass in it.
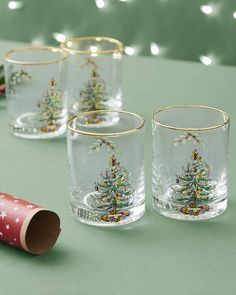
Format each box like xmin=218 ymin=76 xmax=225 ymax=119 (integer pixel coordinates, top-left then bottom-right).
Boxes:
xmin=172 ymin=149 xmax=215 ymax=216
xmin=93 ymin=154 xmax=134 ymax=222
xmin=37 ymin=79 xmax=63 ymax=132
xmin=80 ymin=58 xmax=109 ymax=112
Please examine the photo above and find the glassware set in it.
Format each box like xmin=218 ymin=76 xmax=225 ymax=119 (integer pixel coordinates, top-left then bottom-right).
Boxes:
xmin=3 ymin=37 xmax=230 ymax=226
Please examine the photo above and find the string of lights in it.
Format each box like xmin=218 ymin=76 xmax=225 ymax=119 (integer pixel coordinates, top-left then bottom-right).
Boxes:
xmin=4 ymin=0 xmax=236 ymax=66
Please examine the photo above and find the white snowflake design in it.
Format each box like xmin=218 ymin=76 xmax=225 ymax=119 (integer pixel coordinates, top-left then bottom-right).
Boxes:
xmin=0 ymin=211 xmax=7 ymax=220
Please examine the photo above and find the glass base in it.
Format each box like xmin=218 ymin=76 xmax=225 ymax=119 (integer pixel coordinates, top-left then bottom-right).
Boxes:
xmin=153 ymin=196 xmax=227 ymax=221
xmin=75 ymin=113 xmax=120 ymax=128
xmin=70 ymin=103 xmax=121 ymax=128
xmin=10 ymin=112 xmax=66 ymax=139
xmin=70 ymin=202 xmax=145 ymax=227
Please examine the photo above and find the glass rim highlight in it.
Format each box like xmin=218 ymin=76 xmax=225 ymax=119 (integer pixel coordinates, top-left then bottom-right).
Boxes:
xmin=67 ymin=110 xmax=145 ymax=137
xmin=152 ymin=105 xmax=230 ymax=131
xmin=4 ymin=46 xmax=68 ymax=65
xmin=60 ymin=36 xmax=123 ymax=54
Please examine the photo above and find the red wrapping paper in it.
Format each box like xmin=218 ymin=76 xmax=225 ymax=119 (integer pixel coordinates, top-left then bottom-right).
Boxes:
xmin=0 ymin=192 xmax=60 ymax=254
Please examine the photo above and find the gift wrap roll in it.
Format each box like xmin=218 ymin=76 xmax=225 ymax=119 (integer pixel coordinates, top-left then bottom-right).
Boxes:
xmin=0 ymin=192 xmax=61 ymax=254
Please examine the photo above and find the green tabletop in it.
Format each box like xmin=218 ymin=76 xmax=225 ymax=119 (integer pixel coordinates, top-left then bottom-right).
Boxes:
xmin=0 ymin=40 xmax=235 ymax=295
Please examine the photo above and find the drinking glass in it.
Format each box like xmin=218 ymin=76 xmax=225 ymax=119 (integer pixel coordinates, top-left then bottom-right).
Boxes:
xmin=67 ymin=110 xmax=145 ymax=226
xmin=152 ymin=105 xmax=230 ymax=220
xmin=61 ymin=36 xmax=123 ymax=118
xmin=4 ymin=46 xmax=68 ymax=139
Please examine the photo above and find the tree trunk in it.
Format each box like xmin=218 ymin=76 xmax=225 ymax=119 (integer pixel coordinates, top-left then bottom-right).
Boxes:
xmin=191 ymin=192 xmax=197 ymax=208
xmin=112 ymin=200 xmax=117 ymax=214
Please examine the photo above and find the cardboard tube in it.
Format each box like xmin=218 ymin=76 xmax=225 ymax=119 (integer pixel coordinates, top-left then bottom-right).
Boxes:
xmin=0 ymin=192 xmax=61 ymax=254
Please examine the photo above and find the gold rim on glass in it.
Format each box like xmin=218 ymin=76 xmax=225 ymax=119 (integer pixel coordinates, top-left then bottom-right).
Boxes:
xmin=152 ymin=105 xmax=230 ymax=131
xmin=4 ymin=46 xmax=68 ymax=65
xmin=61 ymin=36 xmax=123 ymax=54
xmin=67 ymin=110 xmax=145 ymax=136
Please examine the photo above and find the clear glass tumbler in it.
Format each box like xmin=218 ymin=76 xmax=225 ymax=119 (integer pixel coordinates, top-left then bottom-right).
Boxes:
xmin=152 ymin=105 xmax=230 ymax=220
xmin=67 ymin=110 xmax=145 ymax=226
xmin=61 ymin=36 xmax=123 ymax=117
xmin=4 ymin=46 xmax=68 ymax=139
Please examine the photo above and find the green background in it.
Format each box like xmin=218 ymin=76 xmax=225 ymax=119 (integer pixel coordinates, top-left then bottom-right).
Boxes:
xmin=1 ymin=0 xmax=236 ymax=65
xmin=0 ymin=40 xmax=235 ymax=295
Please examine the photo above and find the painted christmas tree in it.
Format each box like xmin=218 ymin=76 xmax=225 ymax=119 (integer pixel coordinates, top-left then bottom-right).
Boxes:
xmin=37 ymin=79 xmax=63 ymax=132
xmin=80 ymin=58 xmax=109 ymax=112
xmin=172 ymin=149 xmax=215 ymax=216
xmin=93 ymin=155 xmax=134 ymax=222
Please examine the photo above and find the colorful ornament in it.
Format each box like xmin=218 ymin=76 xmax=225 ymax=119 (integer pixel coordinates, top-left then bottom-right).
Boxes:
xmin=192 ymin=149 xmax=198 ymax=160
